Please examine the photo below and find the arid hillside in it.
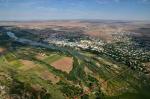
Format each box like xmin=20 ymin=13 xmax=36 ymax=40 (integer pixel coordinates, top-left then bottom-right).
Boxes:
xmin=0 ymin=20 xmax=150 ymax=41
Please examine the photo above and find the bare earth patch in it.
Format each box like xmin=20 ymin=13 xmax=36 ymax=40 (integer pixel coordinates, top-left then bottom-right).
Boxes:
xmin=0 ymin=47 xmax=5 ymax=53
xmin=40 ymin=70 xmax=60 ymax=84
xmin=36 ymin=53 xmax=47 ymax=60
xmin=145 ymin=62 xmax=150 ymax=72
xmin=19 ymin=60 xmax=37 ymax=71
xmin=84 ymin=66 xmax=93 ymax=74
xmin=51 ymin=57 xmax=73 ymax=73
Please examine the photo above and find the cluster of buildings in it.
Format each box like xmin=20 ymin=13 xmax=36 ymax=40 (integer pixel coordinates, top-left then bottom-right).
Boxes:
xmin=44 ymin=32 xmax=149 ymax=72
xmin=45 ymin=37 xmax=105 ymax=52
xmin=103 ymin=35 xmax=149 ymax=72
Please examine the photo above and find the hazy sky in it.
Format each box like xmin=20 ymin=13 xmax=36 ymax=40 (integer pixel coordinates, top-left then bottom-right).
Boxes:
xmin=0 ymin=0 xmax=150 ymax=21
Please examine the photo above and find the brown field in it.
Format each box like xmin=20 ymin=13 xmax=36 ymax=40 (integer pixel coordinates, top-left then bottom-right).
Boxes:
xmin=0 ymin=47 xmax=5 ymax=53
xmin=0 ymin=21 xmax=87 ymax=29
xmin=40 ymin=70 xmax=60 ymax=84
xmin=19 ymin=59 xmax=37 ymax=71
xmin=51 ymin=57 xmax=73 ymax=73
xmin=19 ymin=59 xmax=60 ymax=83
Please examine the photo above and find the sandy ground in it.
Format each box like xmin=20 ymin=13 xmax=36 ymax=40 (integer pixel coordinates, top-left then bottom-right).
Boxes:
xmin=51 ymin=57 xmax=73 ymax=73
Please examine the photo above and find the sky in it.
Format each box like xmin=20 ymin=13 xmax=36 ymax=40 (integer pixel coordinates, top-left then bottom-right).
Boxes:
xmin=0 ymin=0 xmax=150 ymax=21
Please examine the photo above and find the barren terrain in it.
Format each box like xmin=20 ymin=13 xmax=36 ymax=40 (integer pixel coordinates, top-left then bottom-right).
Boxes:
xmin=51 ymin=57 xmax=73 ymax=73
xmin=1 ymin=20 xmax=150 ymax=42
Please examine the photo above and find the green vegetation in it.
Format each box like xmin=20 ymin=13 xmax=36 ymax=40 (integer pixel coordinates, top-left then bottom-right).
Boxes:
xmin=68 ymin=57 xmax=86 ymax=81
xmin=0 ymin=26 xmax=150 ymax=99
xmin=43 ymin=54 xmax=64 ymax=64
xmin=58 ymin=81 xmax=83 ymax=98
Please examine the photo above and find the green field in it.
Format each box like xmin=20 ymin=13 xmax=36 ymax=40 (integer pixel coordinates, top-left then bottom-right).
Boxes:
xmin=43 ymin=54 xmax=64 ymax=64
xmin=0 ymin=31 xmax=150 ymax=99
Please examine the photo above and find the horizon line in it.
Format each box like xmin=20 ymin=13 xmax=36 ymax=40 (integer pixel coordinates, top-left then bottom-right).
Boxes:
xmin=0 ymin=18 xmax=150 ymax=22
